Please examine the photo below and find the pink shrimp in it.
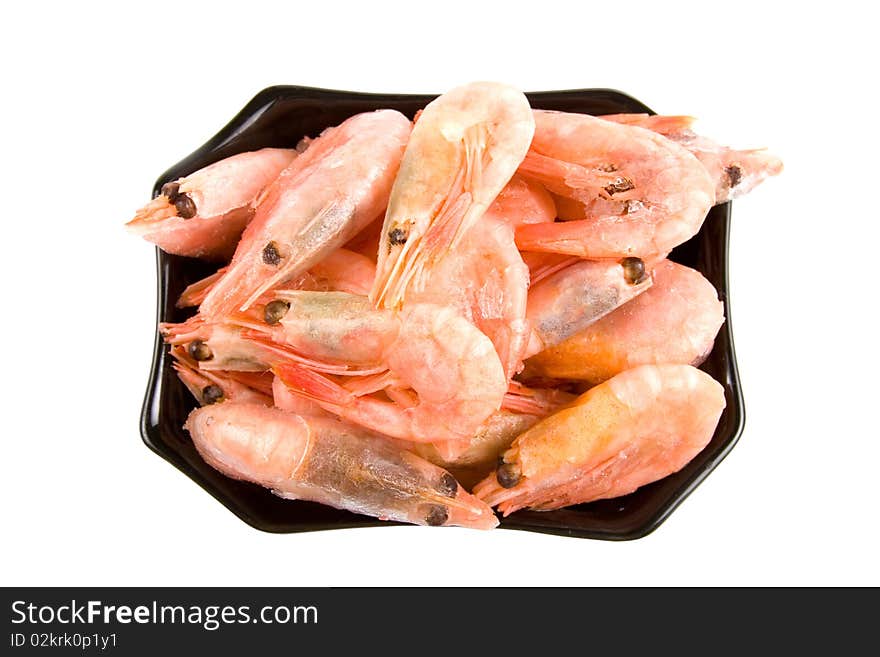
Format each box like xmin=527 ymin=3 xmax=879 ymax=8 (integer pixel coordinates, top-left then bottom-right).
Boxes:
xmin=600 ymin=114 xmax=783 ymax=204
xmin=404 ymin=215 xmax=530 ymax=379
xmin=199 ymin=110 xmax=411 ymax=320
xmin=185 ymin=403 xmax=498 ymax=529
xmin=522 ymin=257 xmax=653 ymax=358
xmin=126 ymin=148 xmax=297 ymax=260
xmin=524 ymin=259 xmax=724 ymax=383
xmin=474 ymin=364 xmax=726 ymax=514
xmin=171 ymin=347 xmax=272 ymax=406
xmin=371 ymin=82 xmax=534 ymax=310
xmin=253 ymin=295 xmax=506 ymax=444
xmin=177 ymin=247 xmax=375 ymax=308
xmin=514 ymin=110 xmax=715 ymax=258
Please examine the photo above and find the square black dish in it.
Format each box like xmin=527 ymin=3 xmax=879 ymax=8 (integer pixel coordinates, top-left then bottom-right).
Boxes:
xmin=139 ymin=86 xmax=745 ymax=540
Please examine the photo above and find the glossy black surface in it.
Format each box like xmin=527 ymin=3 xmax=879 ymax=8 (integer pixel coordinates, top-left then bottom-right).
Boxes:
xmin=140 ymin=86 xmax=745 ymax=540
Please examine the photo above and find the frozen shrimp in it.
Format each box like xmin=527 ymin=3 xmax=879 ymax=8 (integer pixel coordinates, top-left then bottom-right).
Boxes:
xmin=405 ymin=215 xmax=530 ymax=379
xmin=523 ymin=257 xmax=653 ymax=357
xmin=601 ymin=114 xmax=783 ymax=203
xmin=525 ymin=259 xmax=724 ymax=383
xmin=171 ymin=347 xmax=273 ymax=406
xmin=127 ymin=148 xmax=296 ymax=260
xmin=474 ymin=364 xmax=726 ymax=514
xmin=257 ymin=296 xmax=507 ymax=444
xmin=186 ymin=403 xmax=498 ymax=529
xmin=371 ymin=82 xmax=534 ymax=310
xmin=200 ymin=110 xmax=411 ymax=320
xmin=515 ymin=110 xmax=715 ymax=258
xmin=177 ymin=247 xmax=375 ymax=308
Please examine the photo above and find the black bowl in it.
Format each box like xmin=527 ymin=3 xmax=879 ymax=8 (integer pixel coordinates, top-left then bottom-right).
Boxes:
xmin=139 ymin=86 xmax=745 ymax=540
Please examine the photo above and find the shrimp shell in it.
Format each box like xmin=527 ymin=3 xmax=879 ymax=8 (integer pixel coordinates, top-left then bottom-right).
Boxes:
xmin=185 ymin=403 xmax=498 ymax=529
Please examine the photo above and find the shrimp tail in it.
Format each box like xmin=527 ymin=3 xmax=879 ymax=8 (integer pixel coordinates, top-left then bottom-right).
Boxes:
xmin=177 ymin=267 xmax=228 ymax=308
xmin=273 ymin=363 xmax=355 ymax=407
xmin=599 ymin=114 xmax=697 ymax=134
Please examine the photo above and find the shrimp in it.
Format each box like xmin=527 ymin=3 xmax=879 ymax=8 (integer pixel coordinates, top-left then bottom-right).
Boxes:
xmin=473 ymin=364 xmax=726 ymax=514
xmin=126 ymin=148 xmax=297 ymax=260
xmin=185 ymin=403 xmax=498 ymax=529
xmin=514 ymin=109 xmax=715 ymax=258
xmin=177 ymin=247 xmax=375 ymax=308
xmin=524 ymin=259 xmax=724 ymax=383
xmin=600 ymin=114 xmax=783 ymax=204
xmin=255 ymin=295 xmax=507 ymax=444
xmin=171 ymin=347 xmax=273 ymax=406
xmin=199 ymin=110 xmax=411 ymax=320
xmin=523 ymin=257 xmax=653 ymax=358
xmin=483 ymin=174 xmax=556 ymax=228
xmin=405 ymin=215 xmax=530 ymax=379
xmin=371 ymin=81 xmax=534 ymax=310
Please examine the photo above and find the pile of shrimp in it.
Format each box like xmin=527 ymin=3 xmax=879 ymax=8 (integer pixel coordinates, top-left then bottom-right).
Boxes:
xmin=127 ymin=82 xmax=781 ymax=530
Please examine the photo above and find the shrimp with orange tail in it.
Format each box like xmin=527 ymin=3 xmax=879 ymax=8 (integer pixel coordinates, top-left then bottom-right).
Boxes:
xmin=371 ymin=82 xmax=534 ymax=310
xmin=126 ymin=148 xmax=297 ymax=260
xmin=186 ymin=403 xmax=498 ymax=529
xmin=474 ymin=364 xmax=725 ymax=514
xmin=515 ymin=110 xmax=715 ymax=258
xmin=600 ymin=114 xmax=783 ymax=204
xmin=525 ymin=260 xmax=724 ymax=384
xmin=200 ymin=110 xmax=411 ymax=320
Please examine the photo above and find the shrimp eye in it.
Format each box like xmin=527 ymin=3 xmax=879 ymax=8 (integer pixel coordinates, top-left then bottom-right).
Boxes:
xmin=174 ymin=193 xmax=197 ymax=219
xmin=264 ymin=299 xmax=291 ymax=325
xmin=262 ymin=241 xmax=282 ymax=265
xmin=621 ymin=257 xmax=647 ymax=285
xmin=496 ymin=462 xmax=522 ymax=489
xmin=424 ymin=505 xmax=449 ymax=526
xmin=437 ymin=473 xmax=458 ymax=498
xmin=388 ymin=227 xmax=408 ymax=246
xmin=161 ymin=182 xmax=180 ymax=199
xmin=188 ymin=340 xmax=213 ymax=362
xmin=201 ymin=385 xmax=224 ymax=405
xmin=725 ymin=165 xmax=743 ymax=188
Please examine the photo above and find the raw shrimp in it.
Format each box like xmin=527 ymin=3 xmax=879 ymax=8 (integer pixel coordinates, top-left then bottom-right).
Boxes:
xmin=405 ymin=215 xmax=530 ymax=379
xmin=600 ymin=114 xmax=783 ymax=203
xmin=483 ymin=174 xmax=556 ymax=228
xmin=177 ymin=248 xmax=375 ymax=308
xmin=171 ymin=347 xmax=273 ymax=406
xmin=162 ymin=316 xmax=270 ymax=372
xmin=259 ymin=297 xmax=507 ymax=444
xmin=371 ymin=82 xmax=534 ymax=310
xmin=523 ymin=257 xmax=653 ymax=357
xmin=515 ymin=110 xmax=715 ymax=258
xmin=127 ymin=148 xmax=296 ymax=260
xmin=525 ymin=259 xmax=724 ymax=383
xmin=200 ymin=110 xmax=411 ymax=320
xmin=185 ymin=403 xmax=498 ymax=529
xmin=474 ymin=364 xmax=725 ymax=514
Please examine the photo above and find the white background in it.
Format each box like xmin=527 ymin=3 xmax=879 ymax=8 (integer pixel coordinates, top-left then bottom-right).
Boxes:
xmin=3 ymin=1 xmax=877 ymax=586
